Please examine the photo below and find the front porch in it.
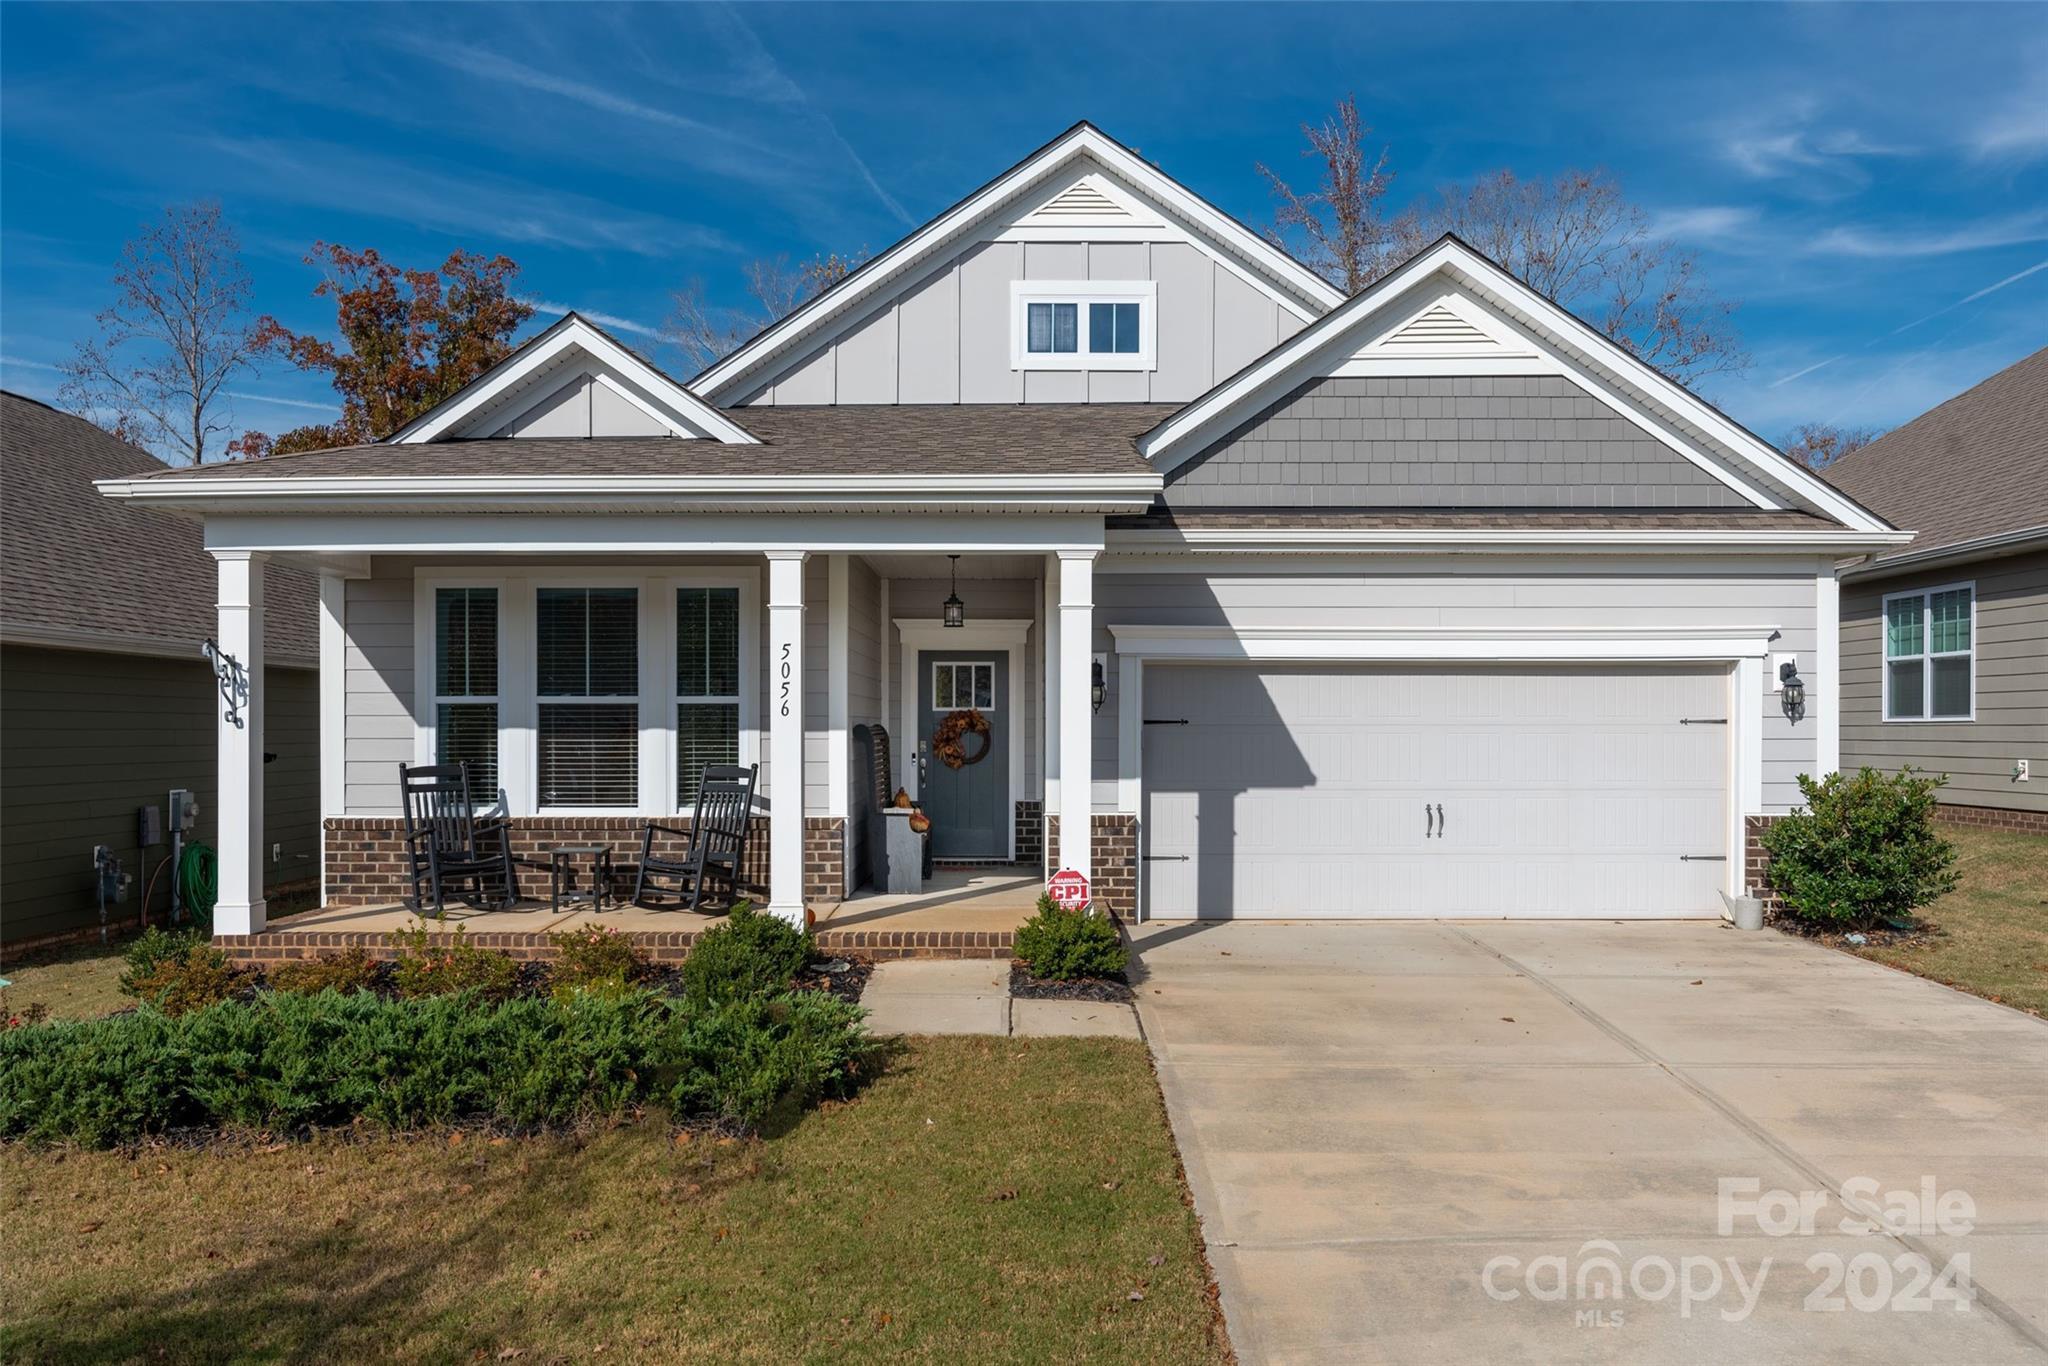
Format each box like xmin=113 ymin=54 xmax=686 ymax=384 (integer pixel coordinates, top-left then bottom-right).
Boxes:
xmin=221 ymin=865 xmax=1050 ymax=966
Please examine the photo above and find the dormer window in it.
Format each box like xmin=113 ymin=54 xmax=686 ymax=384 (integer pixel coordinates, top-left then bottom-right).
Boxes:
xmin=1012 ymin=280 xmax=1156 ymax=371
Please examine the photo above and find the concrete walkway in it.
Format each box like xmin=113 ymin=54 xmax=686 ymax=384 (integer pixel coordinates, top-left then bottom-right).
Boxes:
xmin=1130 ymin=919 xmax=2048 ymax=1365
xmin=860 ymin=959 xmax=1140 ymax=1038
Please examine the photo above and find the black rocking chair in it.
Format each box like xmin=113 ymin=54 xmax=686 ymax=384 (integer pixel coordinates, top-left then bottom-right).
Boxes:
xmin=633 ymin=764 xmax=758 ymax=911
xmin=399 ymin=761 xmax=520 ymax=914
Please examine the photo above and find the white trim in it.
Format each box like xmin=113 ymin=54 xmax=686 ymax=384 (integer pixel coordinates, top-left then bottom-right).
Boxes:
xmin=413 ymin=567 xmax=760 ymax=818
xmin=1840 ymin=524 xmax=2048 ymax=581
xmin=1104 ymin=526 xmax=1913 ymax=556
xmin=827 ymin=555 xmax=850 ymax=821
xmin=390 ymin=314 xmax=757 ymax=446
xmin=766 ymin=552 xmax=807 ymax=923
xmin=1879 ymin=579 xmax=1977 ymax=723
xmin=1815 ymin=563 xmax=1840 ymax=777
xmin=1056 ymin=551 xmax=1096 ymax=885
xmin=212 ymin=551 xmax=267 ymax=935
xmin=1136 ymin=239 xmax=1897 ymax=534
xmin=318 ymin=573 xmax=345 ymax=903
xmin=1112 ymin=627 xmax=1760 ymax=920
xmin=1042 ymin=564 xmax=1059 ymax=833
xmin=895 ymin=617 xmax=1031 ymax=861
xmin=694 ymin=123 xmax=1342 ymax=401
xmin=1010 ymin=280 xmax=1157 ymax=372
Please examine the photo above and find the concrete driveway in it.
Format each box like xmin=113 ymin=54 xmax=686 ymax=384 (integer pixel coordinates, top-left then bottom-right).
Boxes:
xmin=1129 ymin=920 xmax=2048 ymax=1364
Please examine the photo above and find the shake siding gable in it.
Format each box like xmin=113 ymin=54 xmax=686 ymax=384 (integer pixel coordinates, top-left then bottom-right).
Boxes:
xmin=1165 ymin=375 xmax=1752 ymax=509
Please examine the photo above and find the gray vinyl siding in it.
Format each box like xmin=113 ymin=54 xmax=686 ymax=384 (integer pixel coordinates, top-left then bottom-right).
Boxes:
xmin=1091 ymin=562 xmax=1820 ymax=812
xmin=1 ymin=645 xmax=319 ymax=945
xmin=1166 ymin=375 xmax=1750 ymax=508
xmin=738 ymin=240 xmax=1309 ymax=407
xmin=1840 ymin=549 xmax=2048 ymax=813
xmin=344 ymin=575 xmax=414 ymax=815
xmin=802 ymin=556 xmax=830 ymax=813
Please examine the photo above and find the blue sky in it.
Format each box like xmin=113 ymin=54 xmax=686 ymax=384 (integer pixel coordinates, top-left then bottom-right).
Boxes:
xmin=3 ymin=2 xmax=2044 ymax=450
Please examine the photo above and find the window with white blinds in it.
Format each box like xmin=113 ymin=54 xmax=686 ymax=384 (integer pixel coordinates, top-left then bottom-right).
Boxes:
xmin=677 ymin=586 xmax=742 ymax=807
xmin=433 ymin=587 xmax=499 ymax=796
xmin=537 ymin=587 xmax=639 ymax=807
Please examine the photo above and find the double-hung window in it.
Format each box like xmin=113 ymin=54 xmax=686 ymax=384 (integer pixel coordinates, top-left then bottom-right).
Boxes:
xmin=432 ymin=587 xmax=499 ymax=796
xmin=676 ymin=585 xmax=742 ymax=806
xmin=1013 ymin=281 xmax=1156 ymax=370
xmin=536 ymin=587 xmax=640 ymax=806
xmin=1884 ymin=582 xmax=1974 ymax=721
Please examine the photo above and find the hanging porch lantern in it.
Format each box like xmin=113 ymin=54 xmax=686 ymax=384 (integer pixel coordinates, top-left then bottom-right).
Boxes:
xmin=943 ymin=554 xmax=966 ymax=628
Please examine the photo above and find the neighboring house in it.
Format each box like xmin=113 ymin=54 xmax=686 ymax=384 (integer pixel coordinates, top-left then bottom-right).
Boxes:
xmin=96 ymin=123 xmax=1905 ymax=934
xmin=1823 ymin=348 xmax=2048 ymax=830
xmin=1 ymin=392 xmax=321 ymax=947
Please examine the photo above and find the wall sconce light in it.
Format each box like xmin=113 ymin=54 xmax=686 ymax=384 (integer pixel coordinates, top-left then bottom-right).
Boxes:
xmin=1778 ymin=659 xmax=1806 ymax=721
xmin=1091 ymin=657 xmax=1107 ymax=713
xmin=942 ymin=554 xmax=965 ymax=628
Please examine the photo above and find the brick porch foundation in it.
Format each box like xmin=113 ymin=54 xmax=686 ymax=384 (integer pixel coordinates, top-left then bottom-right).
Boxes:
xmin=1044 ymin=813 xmax=1138 ymax=919
xmin=215 ymin=924 xmax=1016 ymax=968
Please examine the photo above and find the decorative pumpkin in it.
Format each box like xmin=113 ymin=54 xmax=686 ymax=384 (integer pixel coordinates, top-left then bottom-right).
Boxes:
xmin=907 ymin=810 xmax=931 ymax=835
xmin=931 ymin=708 xmax=993 ymax=769
xmin=892 ymin=786 xmax=914 ymax=809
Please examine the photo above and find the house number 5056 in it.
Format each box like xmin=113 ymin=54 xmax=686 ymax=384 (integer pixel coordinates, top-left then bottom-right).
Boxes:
xmin=778 ymin=642 xmax=793 ymax=718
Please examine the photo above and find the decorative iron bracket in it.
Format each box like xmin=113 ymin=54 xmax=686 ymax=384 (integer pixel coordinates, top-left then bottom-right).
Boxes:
xmin=202 ymin=637 xmax=249 ymax=729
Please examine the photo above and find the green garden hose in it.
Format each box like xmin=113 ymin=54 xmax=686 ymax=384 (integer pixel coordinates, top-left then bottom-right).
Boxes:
xmin=178 ymin=841 xmax=219 ymax=930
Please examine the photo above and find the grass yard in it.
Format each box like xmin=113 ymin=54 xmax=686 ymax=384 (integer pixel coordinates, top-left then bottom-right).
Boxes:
xmin=2 ymin=1035 xmax=1228 ymax=1365
xmin=0 ymin=938 xmax=131 ymax=1022
xmin=1854 ymin=823 xmax=2048 ymax=1016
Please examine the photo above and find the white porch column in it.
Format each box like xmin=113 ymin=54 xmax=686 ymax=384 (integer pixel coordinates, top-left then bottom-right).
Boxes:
xmin=213 ymin=551 xmax=266 ymax=935
xmin=1815 ymin=562 xmax=1840 ymax=778
xmin=317 ymin=572 xmax=346 ymax=907
xmin=1042 ymin=561 xmax=1060 ymax=873
xmin=766 ymin=551 xmax=809 ymax=925
xmin=1057 ymin=550 xmax=1095 ymax=888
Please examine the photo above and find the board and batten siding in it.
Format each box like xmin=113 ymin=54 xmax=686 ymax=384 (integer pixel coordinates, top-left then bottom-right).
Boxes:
xmin=1 ymin=645 xmax=319 ymax=945
xmin=737 ymin=241 xmax=1307 ymax=407
xmin=1090 ymin=562 xmax=1822 ymax=812
xmin=1840 ymin=549 xmax=2047 ymax=814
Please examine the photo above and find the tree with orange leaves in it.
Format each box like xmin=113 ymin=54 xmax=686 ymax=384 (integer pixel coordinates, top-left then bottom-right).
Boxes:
xmin=234 ymin=244 xmax=532 ymax=457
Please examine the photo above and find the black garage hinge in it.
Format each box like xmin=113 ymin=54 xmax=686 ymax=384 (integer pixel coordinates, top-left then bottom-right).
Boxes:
xmin=1143 ymin=718 xmax=1189 ymax=726
xmin=1142 ymin=855 xmax=1190 ymax=862
xmin=1678 ymin=854 xmax=1728 ymax=862
xmin=1678 ymin=718 xmax=1729 ymax=725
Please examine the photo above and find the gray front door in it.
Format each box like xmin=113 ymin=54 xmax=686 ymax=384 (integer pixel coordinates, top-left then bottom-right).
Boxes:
xmin=917 ymin=651 xmax=1010 ymax=859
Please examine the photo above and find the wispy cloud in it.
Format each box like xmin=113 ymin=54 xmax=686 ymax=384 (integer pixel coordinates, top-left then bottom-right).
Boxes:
xmin=1891 ymin=258 xmax=2048 ymax=335
xmin=205 ymin=137 xmax=738 ymax=259
xmin=1720 ymin=126 xmax=1912 ymax=183
xmin=1969 ymin=76 xmax=2048 ymax=161
xmin=1646 ymin=205 xmax=1759 ymax=246
xmin=1769 ymin=355 xmax=1842 ymax=388
xmin=225 ymin=389 xmax=333 ymax=413
xmin=708 ymin=5 xmax=913 ymax=225
xmin=0 ymin=354 xmax=63 ymax=373
xmin=1811 ymin=212 xmax=2048 ymax=259
xmin=518 ymin=298 xmax=665 ymax=340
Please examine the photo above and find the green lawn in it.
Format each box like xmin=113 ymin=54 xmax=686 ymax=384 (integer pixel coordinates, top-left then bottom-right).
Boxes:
xmin=2 ymin=1035 xmax=1228 ymax=1364
xmin=1854 ymin=824 xmax=2048 ymax=1017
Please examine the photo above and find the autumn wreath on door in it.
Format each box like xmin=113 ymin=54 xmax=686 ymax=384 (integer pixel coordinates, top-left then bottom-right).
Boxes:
xmin=932 ymin=708 xmax=993 ymax=769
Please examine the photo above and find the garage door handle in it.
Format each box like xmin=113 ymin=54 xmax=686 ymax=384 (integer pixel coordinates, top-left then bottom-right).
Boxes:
xmin=1679 ymin=718 xmax=1728 ymax=725
xmin=1435 ymin=803 xmax=1445 ymax=838
xmin=1142 ymin=854 xmax=1189 ymax=862
xmin=1424 ymin=803 xmax=1435 ymax=838
xmin=1678 ymin=854 xmax=1727 ymax=862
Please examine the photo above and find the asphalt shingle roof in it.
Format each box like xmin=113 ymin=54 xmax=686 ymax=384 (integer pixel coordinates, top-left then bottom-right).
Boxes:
xmin=1 ymin=392 xmax=318 ymax=661
xmin=1822 ymin=347 xmax=2048 ymax=561
xmin=114 ymin=404 xmax=1177 ymax=483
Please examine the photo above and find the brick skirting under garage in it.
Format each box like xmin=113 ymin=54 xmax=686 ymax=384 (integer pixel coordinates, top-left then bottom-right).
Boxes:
xmin=1935 ymin=802 xmax=2048 ymax=836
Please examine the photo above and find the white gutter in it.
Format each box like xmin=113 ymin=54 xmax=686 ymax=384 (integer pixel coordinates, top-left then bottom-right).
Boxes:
xmin=1106 ymin=526 xmax=1916 ymax=555
xmin=1838 ymin=524 xmax=2048 ymax=581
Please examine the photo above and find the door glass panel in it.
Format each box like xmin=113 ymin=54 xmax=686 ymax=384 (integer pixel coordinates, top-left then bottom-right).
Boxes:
xmin=973 ymin=664 xmax=994 ymax=708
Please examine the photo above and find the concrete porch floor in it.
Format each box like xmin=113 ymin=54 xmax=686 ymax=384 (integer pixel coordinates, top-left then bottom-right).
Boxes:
xmin=264 ymin=865 xmax=1045 ymax=939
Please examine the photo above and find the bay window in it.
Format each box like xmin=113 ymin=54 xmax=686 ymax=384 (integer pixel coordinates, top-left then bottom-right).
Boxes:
xmin=1884 ymin=582 xmax=1974 ymax=721
xmin=537 ymin=586 xmax=640 ymax=807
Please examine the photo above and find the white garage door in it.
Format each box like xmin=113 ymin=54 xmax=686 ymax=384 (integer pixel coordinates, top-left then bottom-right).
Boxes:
xmin=1142 ymin=665 xmax=1729 ymax=919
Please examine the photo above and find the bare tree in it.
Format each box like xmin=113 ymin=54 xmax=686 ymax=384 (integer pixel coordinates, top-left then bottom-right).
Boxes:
xmin=1263 ymin=100 xmax=1749 ymax=385
xmin=59 ymin=202 xmax=260 ymax=464
xmin=1397 ymin=170 xmax=1748 ymax=382
xmin=1783 ymin=422 xmax=1884 ymax=470
xmin=667 ymin=249 xmax=868 ymax=372
xmin=1257 ymin=95 xmax=1397 ymax=295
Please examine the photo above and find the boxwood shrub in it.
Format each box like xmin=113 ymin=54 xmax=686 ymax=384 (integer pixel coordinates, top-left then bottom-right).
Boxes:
xmin=679 ymin=902 xmax=814 ymax=1006
xmin=0 ymin=986 xmax=872 ymax=1148
xmin=1759 ymin=766 xmax=1961 ymax=929
xmin=1014 ymin=895 xmax=1128 ymax=981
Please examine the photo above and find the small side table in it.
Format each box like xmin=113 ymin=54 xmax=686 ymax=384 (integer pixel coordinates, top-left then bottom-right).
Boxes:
xmin=548 ymin=844 xmax=615 ymax=914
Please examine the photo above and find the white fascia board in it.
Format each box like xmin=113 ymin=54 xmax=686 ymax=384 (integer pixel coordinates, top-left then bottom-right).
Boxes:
xmin=394 ymin=316 xmax=757 ymax=446
xmin=1139 ymin=239 xmax=1897 ymax=534
xmin=694 ymin=125 xmax=1343 ymax=402
xmin=1838 ymin=524 xmax=2048 ymax=581
xmin=1104 ymin=526 xmax=1914 ymax=556
xmin=1107 ymin=622 xmax=1777 ymax=662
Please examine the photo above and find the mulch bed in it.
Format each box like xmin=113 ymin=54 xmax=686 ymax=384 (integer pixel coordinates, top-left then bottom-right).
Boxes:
xmin=796 ymin=956 xmax=872 ymax=1006
xmin=1770 ymin=917 xmax=1945 ymax=951
xmin=1008 ymin=963 xmax=1134 ymax=1003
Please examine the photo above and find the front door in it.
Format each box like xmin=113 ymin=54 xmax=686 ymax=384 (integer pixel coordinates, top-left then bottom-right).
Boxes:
xmin=917 ymin=651 xmax=1010 ymax=859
